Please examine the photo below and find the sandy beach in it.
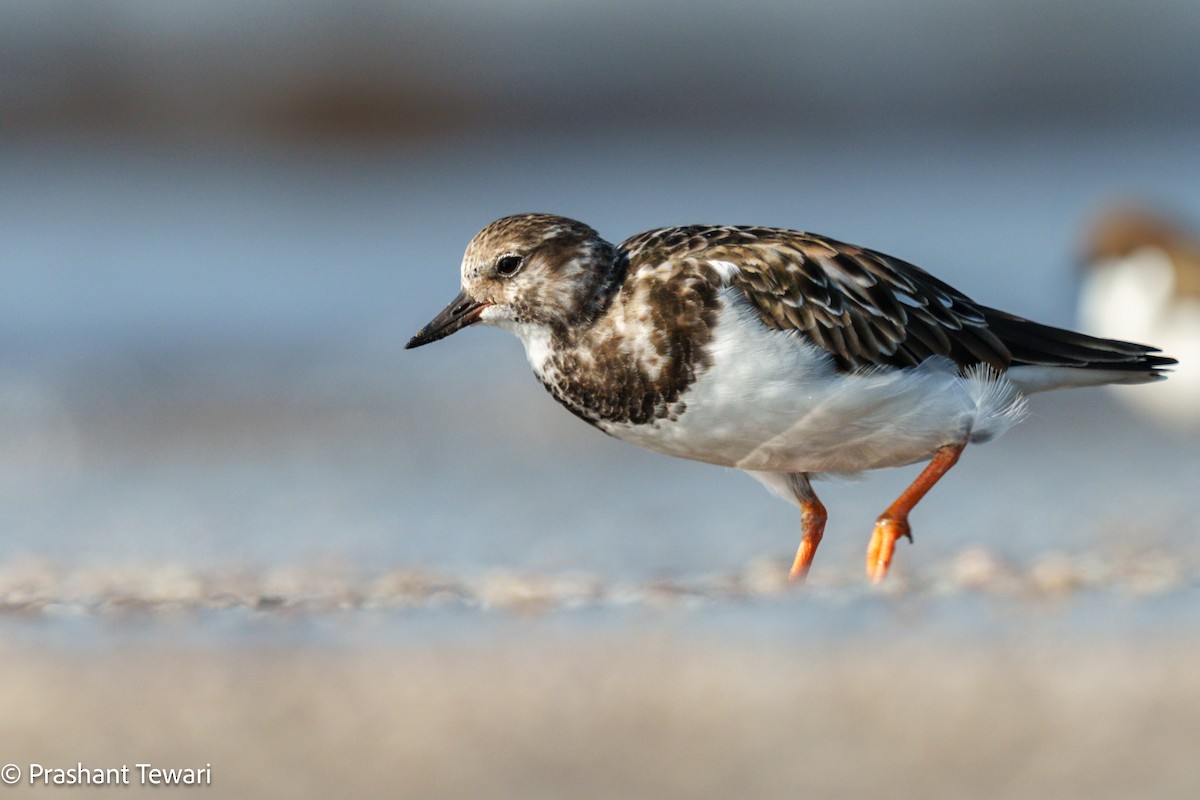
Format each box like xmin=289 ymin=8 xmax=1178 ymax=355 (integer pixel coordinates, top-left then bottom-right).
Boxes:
xmin=2 ymin=614 xmax=1197 ymax=800
xmin=2 ymin=547 xmax=1198 ymax=799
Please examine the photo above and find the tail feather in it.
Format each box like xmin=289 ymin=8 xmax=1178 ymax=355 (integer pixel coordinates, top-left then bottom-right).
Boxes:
xmin=982 ymin=306 xmax=1176 ymax=376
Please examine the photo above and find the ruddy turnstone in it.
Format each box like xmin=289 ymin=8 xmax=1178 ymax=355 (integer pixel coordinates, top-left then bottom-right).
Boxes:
xmin=1079 ymin=205 xmax=1199 ymax=428
xmin=408 ymin=214 xmax=1174 ymax=582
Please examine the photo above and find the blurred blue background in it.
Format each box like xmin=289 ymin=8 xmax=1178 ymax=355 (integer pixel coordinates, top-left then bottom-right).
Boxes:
xmin=2 ymin=0 xmax=1199 ymax=576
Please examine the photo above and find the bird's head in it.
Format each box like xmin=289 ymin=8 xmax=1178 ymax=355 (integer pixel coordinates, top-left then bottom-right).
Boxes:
xmin=406 ymin=213 xmax=621 ymax=349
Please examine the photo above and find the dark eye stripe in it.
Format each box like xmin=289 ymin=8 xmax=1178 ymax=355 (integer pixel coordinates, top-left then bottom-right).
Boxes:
xmin=496 ymin=255 xmax=523 ymax=276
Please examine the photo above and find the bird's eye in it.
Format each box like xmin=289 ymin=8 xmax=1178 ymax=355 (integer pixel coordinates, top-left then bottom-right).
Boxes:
xmin=496 ymin=255 xmax=524 ymax=277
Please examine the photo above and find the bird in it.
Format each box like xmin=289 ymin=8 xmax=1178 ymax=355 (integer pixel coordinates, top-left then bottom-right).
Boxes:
xmin=1078 ymin=205 xmax=1200 ymax=428
xmin=407 ymin=214 xmax=1174 ymax=582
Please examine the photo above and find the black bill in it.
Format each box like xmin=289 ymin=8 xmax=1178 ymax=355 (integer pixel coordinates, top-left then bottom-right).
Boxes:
xmin=406 ymin=290 xmax=491 ymax=349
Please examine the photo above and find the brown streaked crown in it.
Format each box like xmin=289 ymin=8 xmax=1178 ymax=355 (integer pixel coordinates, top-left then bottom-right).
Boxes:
xmin=461 ymin=213 xmax=624 ymax=330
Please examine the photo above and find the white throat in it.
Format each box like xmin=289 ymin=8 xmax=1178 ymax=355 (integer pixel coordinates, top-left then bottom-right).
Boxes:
xmin=479 ymin=307 xmax=555 ymax=373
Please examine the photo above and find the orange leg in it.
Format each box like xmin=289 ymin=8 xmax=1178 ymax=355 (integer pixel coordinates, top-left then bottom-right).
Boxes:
xmin=866 ymin=442 xmax=966 ymax=583
xmin=789 ymin=496 xmax=828 ymax=581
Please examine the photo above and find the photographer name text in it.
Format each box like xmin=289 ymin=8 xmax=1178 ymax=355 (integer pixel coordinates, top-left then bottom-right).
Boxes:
xmin=2 ymin=762 xmax=211 ymax=787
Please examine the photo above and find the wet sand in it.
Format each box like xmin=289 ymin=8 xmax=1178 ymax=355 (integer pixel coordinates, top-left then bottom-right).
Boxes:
xmin=2 ymin=553 xmax=1198 ymax=799
xmin=2 ymin=626 xmax=1198 ymax=799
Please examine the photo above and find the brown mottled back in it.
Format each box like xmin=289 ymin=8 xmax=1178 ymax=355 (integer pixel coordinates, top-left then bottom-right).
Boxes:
xmin=624 ymin=224 xmax=1169 ymax=375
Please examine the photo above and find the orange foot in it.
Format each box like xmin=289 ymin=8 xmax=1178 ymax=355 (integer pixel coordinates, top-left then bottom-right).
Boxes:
xmin=866 ymin=515 xmax=911 ymax=583
xmin=864 ymin=442 xmax=965 ymax=583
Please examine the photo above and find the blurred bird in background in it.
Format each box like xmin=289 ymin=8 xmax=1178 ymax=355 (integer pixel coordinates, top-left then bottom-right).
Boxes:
xmin=1079 ymin=206 xmax=1200 ymax=428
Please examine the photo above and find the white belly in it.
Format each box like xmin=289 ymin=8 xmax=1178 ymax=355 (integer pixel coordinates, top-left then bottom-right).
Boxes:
xmin=598 ymin=296 xmax=1028 ymax=474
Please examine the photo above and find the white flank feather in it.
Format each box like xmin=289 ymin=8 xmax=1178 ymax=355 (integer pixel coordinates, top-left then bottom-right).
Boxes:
xmin=961 ymin=363 xmax=1029 ymax=443
xmin=599 ymin=295 xmax=1035 ymax=475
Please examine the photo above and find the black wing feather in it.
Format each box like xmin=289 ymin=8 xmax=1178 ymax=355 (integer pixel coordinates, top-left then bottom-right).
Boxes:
xmin=722 ymin=232 xmax=1012 ymax=372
